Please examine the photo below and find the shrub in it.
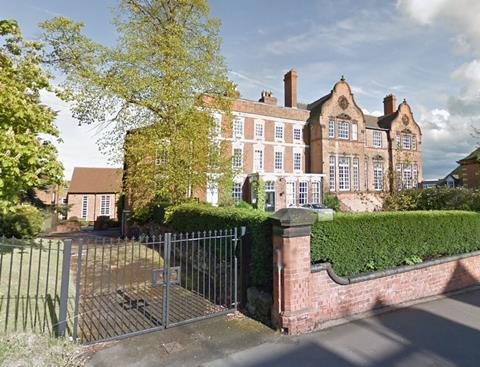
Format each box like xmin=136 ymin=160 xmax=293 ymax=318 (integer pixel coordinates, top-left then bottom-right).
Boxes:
xmin=311 ymin=211 xmax=480 ymax=277
xmin=165 ymin=203 xmax=272 ymax=288
xmin=384 ymin=187 xmax=480 ymax=211
xmin=0 ymin=205 xmax=44 ymax=238
xmin=323 ymin=193 xmax=340 ymax=211
xmin=93 ymin=215 xmax=118 ymax=230
xmin=129 ymin=201 xmax=171 ymax=225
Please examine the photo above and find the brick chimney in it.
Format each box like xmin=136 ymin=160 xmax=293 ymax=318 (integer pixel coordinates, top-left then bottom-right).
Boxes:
xmin=383 ymin=94 xmax=396 ymax=116
xmin=284 ymin=69 xmax=298 ymax=108
xmin=259 ymin=90 xmax=277 ymax=105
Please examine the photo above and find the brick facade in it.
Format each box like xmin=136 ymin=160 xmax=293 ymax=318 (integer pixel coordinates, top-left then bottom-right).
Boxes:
xmin=67 ymin=193 xmax=119 ymax=223
xmin=210 ymin=71 xmax=422 ymax=212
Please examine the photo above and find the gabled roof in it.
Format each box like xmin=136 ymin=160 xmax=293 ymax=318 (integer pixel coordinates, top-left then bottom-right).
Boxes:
xmin=68 ymin=167 xmax=123 ymax=194
xmin=307 ymin=93 xmax=332 ymax=111
xmin=458 ymin=147 xmax=480 ymax=163
xmin=376 ymin=112 xmax=398 ymax=130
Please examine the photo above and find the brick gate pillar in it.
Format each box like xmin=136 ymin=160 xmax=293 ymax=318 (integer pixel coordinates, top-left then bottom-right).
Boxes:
xmin=270 ymin=208 xmax=316 ymax=335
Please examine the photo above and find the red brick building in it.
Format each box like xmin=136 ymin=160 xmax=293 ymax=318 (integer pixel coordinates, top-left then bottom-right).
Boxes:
xmin=458 ymin=148 xmax=480 ymax=189
xmin=209 ymin=70 xmax=422 ymax=211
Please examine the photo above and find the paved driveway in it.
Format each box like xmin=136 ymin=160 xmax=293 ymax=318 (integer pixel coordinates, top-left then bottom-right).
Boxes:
xmin=88 ymin=289 xmax=480 ymax=367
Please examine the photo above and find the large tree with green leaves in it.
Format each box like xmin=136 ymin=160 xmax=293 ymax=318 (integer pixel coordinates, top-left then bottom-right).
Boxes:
xmin=41 ymin=0 xmax=235 ymax=207
xmin=0 ymin=20 xmax=63 ymax=213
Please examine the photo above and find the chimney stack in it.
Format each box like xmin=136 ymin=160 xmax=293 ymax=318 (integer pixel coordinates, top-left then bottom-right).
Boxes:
xmin=284 ymin=69 xmax=297 ymax=108
xmin=259 ymin=90 xmax=277 ymax=105
xmin=383 ymin=94 xmax=396 ymax=116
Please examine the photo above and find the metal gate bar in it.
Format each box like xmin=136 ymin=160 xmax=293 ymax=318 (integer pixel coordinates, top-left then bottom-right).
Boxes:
xmin=71 ymin=228 xmax=241 ymax=343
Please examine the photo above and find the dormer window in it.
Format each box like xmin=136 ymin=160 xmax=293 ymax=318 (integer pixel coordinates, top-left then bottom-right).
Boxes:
xmin=338 ymin=121 xmax=349 ymax=139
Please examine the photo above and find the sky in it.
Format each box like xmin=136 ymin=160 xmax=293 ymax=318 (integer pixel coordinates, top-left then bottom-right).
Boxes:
xmin=1 ymin=0 xmax=479 ymax=180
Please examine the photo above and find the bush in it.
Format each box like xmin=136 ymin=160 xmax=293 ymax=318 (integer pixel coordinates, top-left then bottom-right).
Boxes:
xmin=384 ymin=187 xmax=480 ymax=211
xmin=129 ymin=201 xmax=172 ymax=225
xmin=165 ymin=203 xmax=272 ymax=288
xmin=323 ymin=193 xmax=340 ymax=211
xmin=311 ymin=211 xmax=480 ymax=277
xmin=94 ymin=216 xmax=118 ymax=230
xmin=0 ymin=205 xmax=45 ymax=238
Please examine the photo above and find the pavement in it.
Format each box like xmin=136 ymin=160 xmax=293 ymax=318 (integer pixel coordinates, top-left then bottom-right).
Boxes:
xmin=86 ymin=289 xmax=480 ymax=367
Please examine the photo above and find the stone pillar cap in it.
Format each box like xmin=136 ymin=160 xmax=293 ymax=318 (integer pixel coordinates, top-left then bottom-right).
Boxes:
xmin=270 ymin=208 xmax=317 ymax=228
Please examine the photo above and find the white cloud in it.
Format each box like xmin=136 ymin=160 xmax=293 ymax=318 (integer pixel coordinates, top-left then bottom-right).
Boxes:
xmin=361 ymin=108 xmax=382 ymax=117
xmin=396 ymin=0 xmax=449 ymax=25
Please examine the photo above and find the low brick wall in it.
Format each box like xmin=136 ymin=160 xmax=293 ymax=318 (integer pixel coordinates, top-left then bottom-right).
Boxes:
xmin=306 ymin=252 xmax=480 ymax=332
xmin=55 ymin=222 xmax=81 ymax=233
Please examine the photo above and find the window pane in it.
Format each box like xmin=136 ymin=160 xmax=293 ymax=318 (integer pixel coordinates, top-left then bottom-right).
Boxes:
xmin=311 ymin=182 xmax=320 ymax=204
xmin=294 ymin=152 xmax=302 ymax=170
xmin=373 ymin=163 xmax=384 ymax=191
xmin=274 ymin=151 xmax=283 ymax=170
xmin=373 ymin=131 xmax=382 ymax=148
xmin=353 ymin=158 xmax=360 ymax=191
xmin=328 ymin=120 xmax=335 ymax=138
xmin=232 ymin=182 xmax=242 ymax=202
xmin=338 ymin=121 xmax=349 ymax=139
xmin=255 ymin=123 xmax=263 ymax=138
xmin=299 ymin=182 xmax=308 ymax=205
xmin=402 ymin=135 xmax=411 ymax=150
xmin=286 ymin=182 xmax=296 ymax=207
xmin=232 ymin=148 xmax=243 ymax=168
xmin=338 ymin=157 xmax=350 ymax=191
xmin=329 ymin=156 xmax=336 ymax=192
xmin=254 ymin=149 xmax=263 ymax=171
xmin=352 ymin=123 xmax=358 ymax=140
xmin=275 ymin=125 xmax=283 ymax=140
xmin=293 ymin=128 xmax=302 ymax=141
xmin=233 ymin=118 xmax=244 ymax=137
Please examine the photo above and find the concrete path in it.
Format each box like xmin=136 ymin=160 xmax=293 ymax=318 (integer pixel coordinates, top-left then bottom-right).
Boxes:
xmin=87 ymin=290 xmax=480 ymax=367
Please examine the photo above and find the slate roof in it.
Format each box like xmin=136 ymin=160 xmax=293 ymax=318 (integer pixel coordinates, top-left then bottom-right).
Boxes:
xmin=458 ymin=147 xmax=480 ymax=163
xmin=68 ymin=167 xmax=123 ymax=194
xmin=307 ymin=93 xmax=332 ymax=111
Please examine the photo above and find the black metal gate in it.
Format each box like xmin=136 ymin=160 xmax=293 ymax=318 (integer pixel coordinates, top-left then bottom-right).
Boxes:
xmin=72 ymin=228 xmax=241 ymax=343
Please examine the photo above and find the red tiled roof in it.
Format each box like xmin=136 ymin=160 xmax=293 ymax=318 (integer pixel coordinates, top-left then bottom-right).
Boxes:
xmin=68 ymin=167 xmax=123 ymax=194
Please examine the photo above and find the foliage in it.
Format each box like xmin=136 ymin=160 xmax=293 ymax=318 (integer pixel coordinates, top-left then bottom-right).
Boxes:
xmin=0 ymin=20 xmax=63 ymax=213
xmin=311 ymin=211 xmax=480 ymax=277
xmin=0 ymin=204 xmax=45 ymax=238
xmin=323 ymin=193 xmax=340 ymax=211
xmin=93 ymin=215 xmax=118 ymax=230
xmin=235 ymin=200 xmax=254 ymax=210
xmin=384 ymin=187 xmax=480 ymax=211
xmin=40 ymin=1 xmax=235 ymax=206
xmin=129 ymin=200 xmax=171 ymax=225
xmin=165 ymin=203 xmax=272 ymax=288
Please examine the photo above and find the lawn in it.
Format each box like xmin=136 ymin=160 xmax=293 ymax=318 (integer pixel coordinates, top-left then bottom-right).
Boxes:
xmin=0 ymin=238 xmax=76 ymax=337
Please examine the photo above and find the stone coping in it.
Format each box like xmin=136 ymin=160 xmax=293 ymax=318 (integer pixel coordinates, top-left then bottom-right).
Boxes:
xmin=311 ymin=249 xmax=480 ymax=285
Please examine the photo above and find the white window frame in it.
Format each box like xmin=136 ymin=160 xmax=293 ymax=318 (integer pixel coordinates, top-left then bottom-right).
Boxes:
xmin=338 ymin=121 xmax=350 ymax=140
xmin=364 ymin=157 xmax=369 ymax=190
xmin=100 ymin=195 xmax=111 ymax=216
xmin=253 ymin=146 xmax=264 ymax=172
xmin=402 ymin=135 xmax=411 ymax=150
xmin=412 ymin=136 xmax=417 ymax=150
xmin=254 ymin=120 xmax=264 ymax=140
xmin=232 ymin=146 xmax=243 ymax=169
xmin=413 ymin=163 xmax=418 ymax=187
xmin=293 ymin=151 xmax=302 ymax=172
xmin=233 ymin=117 xmax=244 ymax=138
xmin=403 ymin=164 xmax=412 ymax=189
xmin=352 ymin=123 xmax=358 ymax=141
xmin=275 ymin=122 xmax=284 ymax=142
xmin=311 ymin=181 xmax=321 ymax=204
xmin=293 ymin=126 xmax=302 ymax=143
xmin=328 ymin=120 xmax=335 ymax=138
xmin=329 ymin=156 xmax=336 ymax=192
xmin=373 ymin=162 xmax=384 ymax=191
xmin=353 ymin=158 xmax=360 ymax=191
xmin=396 ymin=134 xmax=401 ymax=149
xmin=373 ymin=131 xmax=382 ymax=148
xmin=299 ymin=181 xmax=308 ymax=205
xmin=286 ymin=181 xmax=296 ymax=207
xmin=338 ymin=157 xmax=351 ymax=191
xmin=396 ymin=163 xmax=402 ymax=190
xmin=81 ymin=195 xmax=88 ymax=220
xmin=274 ymin=149 xmax=284 ymax=172
xmin=232 ymin=182 xmax=242 ymax=202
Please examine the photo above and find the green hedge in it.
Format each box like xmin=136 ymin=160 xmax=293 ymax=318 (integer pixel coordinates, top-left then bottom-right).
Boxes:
xmin=165 ymin=203 xmax=272 ymax=288
xmin=311 ymin=211 xmax=480 ymax=277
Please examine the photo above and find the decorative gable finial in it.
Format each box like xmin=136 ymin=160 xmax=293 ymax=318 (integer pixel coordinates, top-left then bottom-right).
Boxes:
xmin=341 ymin=75 xmax=345 ymax=81
xmin=403 ymin=98 xmax=407 ymax=103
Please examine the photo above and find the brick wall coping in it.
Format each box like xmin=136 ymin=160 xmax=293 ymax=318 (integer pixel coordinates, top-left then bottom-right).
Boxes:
xmin=311 ymin=249 xmax=480 ymax=285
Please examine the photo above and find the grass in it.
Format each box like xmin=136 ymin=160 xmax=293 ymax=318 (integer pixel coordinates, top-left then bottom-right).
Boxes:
xmin=0 ymin=238 xmax=76 ymax=337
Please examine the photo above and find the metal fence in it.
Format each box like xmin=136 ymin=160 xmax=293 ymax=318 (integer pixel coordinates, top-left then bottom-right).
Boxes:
xmin=0 ymin=228 xmax=242 ymax=344
xmin=0 ymin=236 xmax=72 ymax=337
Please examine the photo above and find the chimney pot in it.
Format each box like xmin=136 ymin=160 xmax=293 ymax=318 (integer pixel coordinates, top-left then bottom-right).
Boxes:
xmin=284 ymin=69 xmax=298 ymax=108
xmin=383 ymin=94 xmax=396 ymax=116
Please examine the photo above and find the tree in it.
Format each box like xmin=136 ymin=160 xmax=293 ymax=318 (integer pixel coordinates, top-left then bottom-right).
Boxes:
xmin=0 ymin=20 xmax=63 ymax=213
xmin=40 ymin=0 xmax=235 ymax=207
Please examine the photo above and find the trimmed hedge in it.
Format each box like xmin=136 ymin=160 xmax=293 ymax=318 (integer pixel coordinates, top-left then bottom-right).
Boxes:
xmin=311 ymin=211 xmax=480 ymax=277
xmin=165 ymin=203 xmax=272 ymax=288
